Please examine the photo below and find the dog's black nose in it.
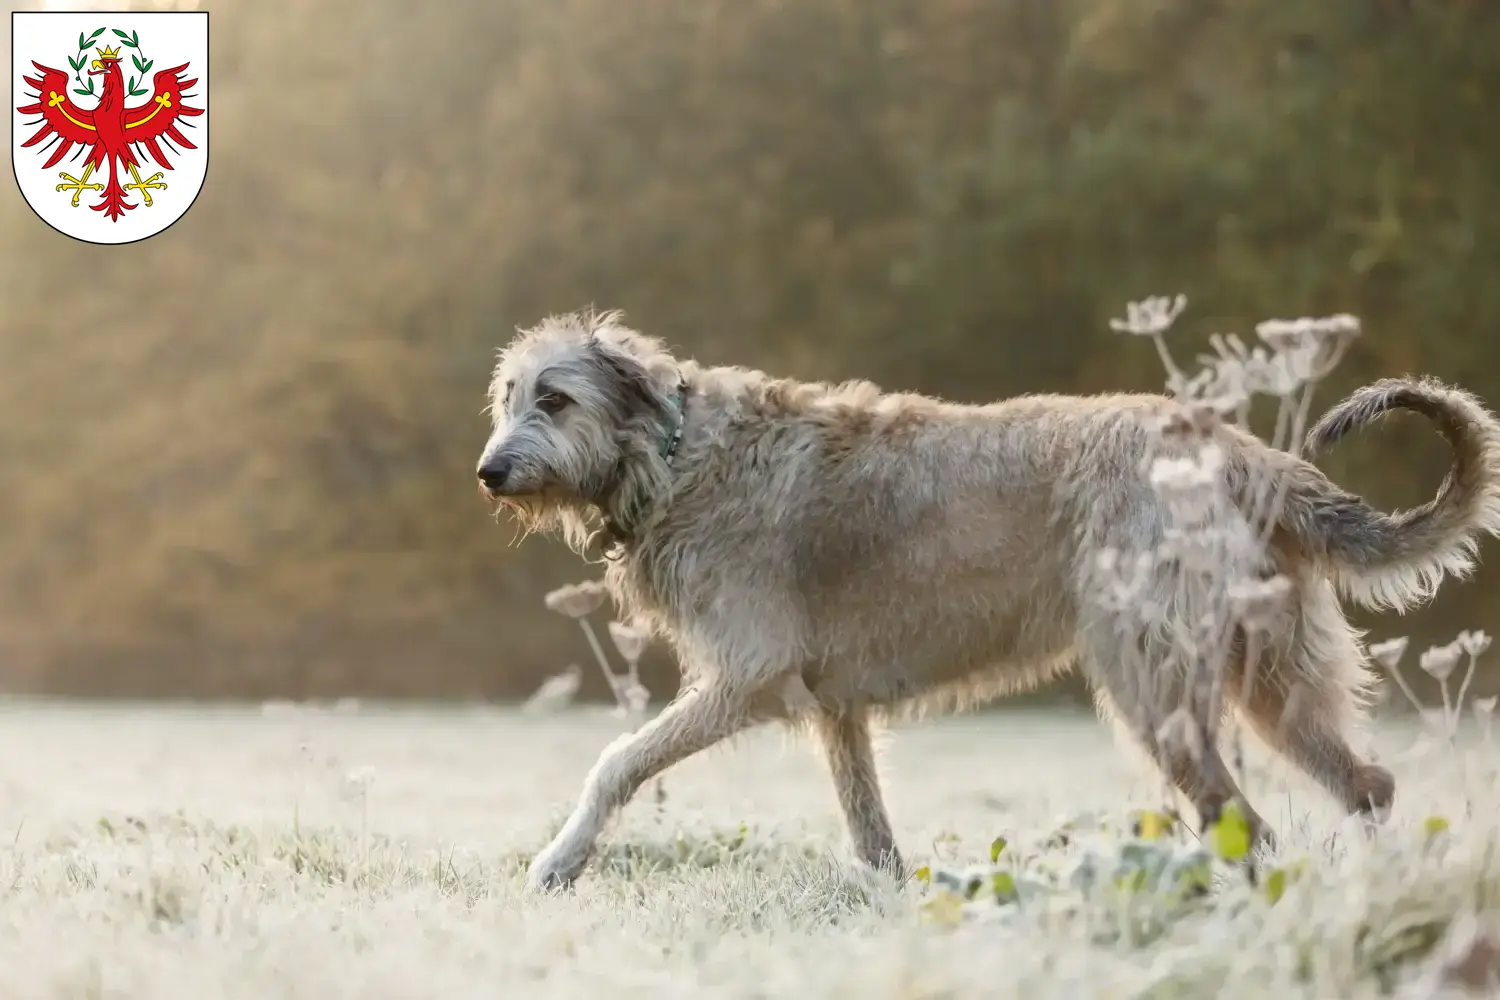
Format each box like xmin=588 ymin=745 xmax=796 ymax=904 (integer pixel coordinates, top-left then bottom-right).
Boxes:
xmin=477 ymin=457 xmax=512 ymax=491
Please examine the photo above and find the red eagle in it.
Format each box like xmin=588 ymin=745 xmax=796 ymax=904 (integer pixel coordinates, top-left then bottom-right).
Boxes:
xmin=16 ymin=44 xmax=202 ymax=221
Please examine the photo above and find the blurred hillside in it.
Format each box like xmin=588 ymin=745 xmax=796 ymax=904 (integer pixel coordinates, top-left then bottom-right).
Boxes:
xmin=3 ymin=0 xmax=1498 ymax=702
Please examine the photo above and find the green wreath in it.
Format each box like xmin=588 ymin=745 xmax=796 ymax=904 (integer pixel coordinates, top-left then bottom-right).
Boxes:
xmin=65 ymin=26 xmax=154 ymax=100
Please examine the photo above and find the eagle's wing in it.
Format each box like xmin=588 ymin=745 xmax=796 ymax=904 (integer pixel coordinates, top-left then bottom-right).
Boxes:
xmin=124 ymin=63 xmax=205 ymax=170
xmin=16 ymin=62 xmax=99 ymax=169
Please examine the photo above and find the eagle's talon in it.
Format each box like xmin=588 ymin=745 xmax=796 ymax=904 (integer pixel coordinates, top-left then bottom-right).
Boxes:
xmin=55 ymin=165 xmax=103 ymax=207
xmin=124 ymin=164 xmax=167 ymax=207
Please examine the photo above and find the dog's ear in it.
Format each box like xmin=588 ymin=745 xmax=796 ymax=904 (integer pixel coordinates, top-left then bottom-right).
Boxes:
xmin=586 ymin=336 xmax=675 ymax=426
xmin=589 ymin=323 xmax=679 ymax=386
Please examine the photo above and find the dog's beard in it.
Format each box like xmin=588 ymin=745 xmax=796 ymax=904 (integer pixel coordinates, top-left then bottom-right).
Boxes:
xmin=489 ymin=488 xmax=593 ymax=543
xmin=491 ymin=492 xmax=547 ymax=527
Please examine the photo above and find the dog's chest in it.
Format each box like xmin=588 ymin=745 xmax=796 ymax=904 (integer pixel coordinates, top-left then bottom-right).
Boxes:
xmin=602 ymin=558 xmax=681 ymax=635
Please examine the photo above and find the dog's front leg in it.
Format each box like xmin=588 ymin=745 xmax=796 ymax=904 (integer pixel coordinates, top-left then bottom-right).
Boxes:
xmin=527 ymin=680 xmax=757 ymax=893
xmin=812 ymin=708 xmax=903 ymax=876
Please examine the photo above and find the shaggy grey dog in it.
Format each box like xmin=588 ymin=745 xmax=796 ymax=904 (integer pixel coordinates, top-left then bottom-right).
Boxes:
xmin=476 ymin=310 xmax=1500 ymax=893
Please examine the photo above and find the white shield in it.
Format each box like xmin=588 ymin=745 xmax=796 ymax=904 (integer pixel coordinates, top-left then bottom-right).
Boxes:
xmin=11 ymin=7 xmax=208 ymax=245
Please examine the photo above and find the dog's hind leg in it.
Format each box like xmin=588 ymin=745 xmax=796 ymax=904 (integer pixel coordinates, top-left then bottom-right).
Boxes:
xmin=812 ymin=708 xmax=903 ymax=875
xmin=1085 ymin=626 xmax=1274 ymax=852
xmin=1226 ymin=600 xmax=1394 ymax=821
xmin=526 ymin=679 xmax=759 ymax=893
xmin=1232 ymin=673 xmax=1394 ymax=820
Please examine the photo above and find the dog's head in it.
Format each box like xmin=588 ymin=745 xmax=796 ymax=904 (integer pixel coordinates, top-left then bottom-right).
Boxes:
xmin=477 ymin=310 xmax=681 ymax=545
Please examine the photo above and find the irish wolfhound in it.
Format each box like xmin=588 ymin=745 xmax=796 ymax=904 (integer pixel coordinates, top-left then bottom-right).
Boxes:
xmin=476 ymin=310 xmax=1500 ymax=893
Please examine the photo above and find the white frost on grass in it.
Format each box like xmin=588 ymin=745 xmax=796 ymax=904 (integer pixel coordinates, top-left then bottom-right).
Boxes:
xmin=0 ymin=703 xmax=1493 ymax=997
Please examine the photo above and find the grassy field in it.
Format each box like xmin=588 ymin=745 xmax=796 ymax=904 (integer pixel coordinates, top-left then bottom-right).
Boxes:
xmin=0 ymin=702 xmax=1494 ymax=999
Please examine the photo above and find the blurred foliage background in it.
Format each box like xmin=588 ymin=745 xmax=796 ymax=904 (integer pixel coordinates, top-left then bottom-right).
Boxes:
xmin=3 ymin=0 xmax=1497 ymax=704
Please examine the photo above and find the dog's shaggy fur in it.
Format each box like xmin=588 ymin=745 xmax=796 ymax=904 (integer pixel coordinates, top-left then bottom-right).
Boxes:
xmin=477 ymin=310 xmax=1500 ymax=892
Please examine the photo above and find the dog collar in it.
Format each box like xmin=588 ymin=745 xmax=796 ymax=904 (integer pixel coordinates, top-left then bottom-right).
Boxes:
xmin=602 ymin=377 xmax=689 ymax=549
xmin=659 ymin=378 xmax=689 ymax=463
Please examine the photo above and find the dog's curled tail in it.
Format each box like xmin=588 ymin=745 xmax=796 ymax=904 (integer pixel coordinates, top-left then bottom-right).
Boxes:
xmin=1279 ymin=376 xmax=1500 ymax=612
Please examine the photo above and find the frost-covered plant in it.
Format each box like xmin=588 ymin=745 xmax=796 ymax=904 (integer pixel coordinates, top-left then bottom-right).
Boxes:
xmin=922 ymin=291 xmax=1345 ymax=922
xmin=542 ymin=579 xmax=645 ymax=716
xmin=914 ymin=298 xmax=1495 ymax=989
xmin=606 ymin=620 xmax=652 ymax=718
xmin=1092 ymin=297 xmax=1360 ymax=816
xmin=542 ymin=579 xmax=664 ymax=791
xmin=1370 ymin=629 xmax=1493 ymax=752
xmin=522 ymin=663 xmax=582 ymax=715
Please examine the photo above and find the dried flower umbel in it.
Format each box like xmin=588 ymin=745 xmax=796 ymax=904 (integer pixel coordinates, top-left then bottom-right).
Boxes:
xmin=1101 ymin=296 xmax=1372 ymax=819
xmin=607 ymin=621 xmax=646 ymax=666
xmin=542 ymin=581 xmax=666 ymax=794
xmin=1368 ymin=636 xmax=1410 ymax=672
xmin=543 ymin=580 xmax=657 ymax=721
xmin=543 ymin=580 xmax=608 ymax=618
xmin=607 ymin=620 xmax=652 ymax=718
xmin=543 ymin=580 xmax=631 ymax=713
xmin=1375 ymin=628 xmax=1494 ymax=750
xmin=523 ymin=664 xmax=582 ymax=715
xmin=1420 ymin=641 xmax=1463 ymax=684
xmin=1475 ymin=696 xmax=1497 ymax=742
xmin=1227 ymin=574 xmax=1292 ymax=633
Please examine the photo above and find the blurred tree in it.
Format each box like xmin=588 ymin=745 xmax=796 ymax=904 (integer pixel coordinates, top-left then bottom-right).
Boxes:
xmin=1 ymin=0 xmax=1496 ymax=702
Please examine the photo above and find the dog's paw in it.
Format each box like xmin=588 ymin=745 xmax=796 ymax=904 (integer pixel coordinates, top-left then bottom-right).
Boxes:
xmin=525 ymin=843 xmax=587 ymax=895
xmin=525 ymin=867 xmax=576 ymax=895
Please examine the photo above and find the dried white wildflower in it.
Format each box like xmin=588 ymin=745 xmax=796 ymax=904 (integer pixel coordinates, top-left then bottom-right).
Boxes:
xmin=608 ymin=678 xmax=652 ymax=719
xmin=543 ymin=580 xmax=609 ymax=618
xmin=1229 ymin=346 xmax=1281 ymax=398
xmin=1148 ymin=456 xmax=1200 ymax=491
xmin=1175 ymin=333 xmax=1262 ymax=418
xmin=1196 ymin=442 xmax=1226 ymax=476
xmin=1173 ymin=366 xmax=1212 ymax=399
xmin=523 ymin=664 xmax=582 ymax=715
xmin=1160 ymin=521 xmax=1257 ymax=575
xmin=1459 ymin=629 xmax=1492 ymax=658
xmin=1254 ymin=314 xmax=1360 ymax=349
xmin=1252 ymin=350 xmax=1310 ymax=396
xmin=1090 ymin=548 xmax=1156 ymax=614
xmin=1420 ymin=641 xmax=1464 ymax=683
xmin=1197 ymin=369 xmax=1251 ymax=416
xmin=623 ymin=681 xmax=651 ymax=715
xmin=546 ymin=580 xmax=633 ymax=714
xmin=1148 ymin=449 xmax=1222 ymax=495
xmin=1367 ymin=637 xmax=1410 ymax=671
xmin=1228 ymin=574 xmax=1293 ymax=632
xmin=1109 ymin=294 xmax=1188 ymax=337
xmin=1253 ymin=316 xmax=1360 ymax=387
xmin=607 ymin=621 xmax=650 ymax=665
xmin=1474 ymin=696 xmax=1496 ymax=721
xmin=1148 ymin=446 xmax=1228 ymax=528
xmin=1418 ymin=707 xmax=1452 ymax=737
xmin=1155 ymin=708 xmax=1204 ymax=764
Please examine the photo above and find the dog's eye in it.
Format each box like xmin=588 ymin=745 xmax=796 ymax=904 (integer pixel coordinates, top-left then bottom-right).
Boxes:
xmin=536 ymin=392 xmax=571 ymax=415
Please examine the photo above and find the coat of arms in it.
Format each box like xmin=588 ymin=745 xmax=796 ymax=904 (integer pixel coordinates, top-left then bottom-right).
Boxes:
xmin=12 ymin=11 xmax=208 ymax=244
